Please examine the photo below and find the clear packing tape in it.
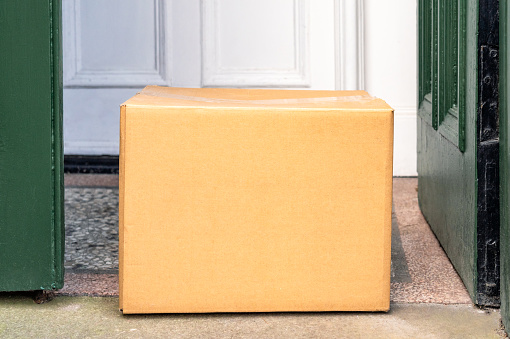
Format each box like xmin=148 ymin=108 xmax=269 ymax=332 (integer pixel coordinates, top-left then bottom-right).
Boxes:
xmin=127 ymin=86 xmax=389 ymax=110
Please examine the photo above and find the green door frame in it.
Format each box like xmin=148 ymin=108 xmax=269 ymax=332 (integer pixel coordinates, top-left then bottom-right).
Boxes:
xmin=500 ymin=0 xmax=510 ymax=332
xmin=418 ymin=0 xmax=500 ymax=306
xmin=0 ymin=0 xmax=64 ymax=291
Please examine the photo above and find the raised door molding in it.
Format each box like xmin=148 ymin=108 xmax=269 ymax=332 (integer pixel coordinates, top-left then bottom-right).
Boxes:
xmin=335 ymin=0 xmax=364 ymax=90
xmin=63 ymin=0 xmax=171 ymax=88
xmin=201 ymin=0 xmax=310 ymax=88
xmin=202 ymin=0 xmax=363 ymax=90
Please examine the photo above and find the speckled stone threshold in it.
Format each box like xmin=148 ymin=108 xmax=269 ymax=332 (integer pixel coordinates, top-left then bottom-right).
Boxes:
xmin=58 ymin=175 xmax=471 ymax=303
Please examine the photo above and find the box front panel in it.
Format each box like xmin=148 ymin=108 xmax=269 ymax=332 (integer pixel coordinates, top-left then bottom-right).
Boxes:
xmin=121 ymin=107 xmax=392 ymax=313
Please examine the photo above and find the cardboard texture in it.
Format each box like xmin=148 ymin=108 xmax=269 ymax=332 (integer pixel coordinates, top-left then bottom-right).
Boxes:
xmin=119 ymin=86 xmax=394 ymax=314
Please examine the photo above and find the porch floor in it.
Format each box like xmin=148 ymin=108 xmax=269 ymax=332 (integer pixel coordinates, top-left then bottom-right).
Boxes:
xmin=0 ymin=176 xmax=504 ymax=338
xmin=58 ymin=176 xmax=472 ymax=304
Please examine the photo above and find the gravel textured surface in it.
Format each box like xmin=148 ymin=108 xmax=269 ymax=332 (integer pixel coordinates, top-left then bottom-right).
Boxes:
xmin=64 ymin=187 xmax=119 ymax=273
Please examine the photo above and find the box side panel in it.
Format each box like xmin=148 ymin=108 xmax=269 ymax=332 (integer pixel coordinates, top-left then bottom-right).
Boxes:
xmin=381 ymin=111 xmax=394 ymax=311
xmin=119 ymin=105 xmax=127 ymax=310
xmin=122 ymin=107 xmax=393 ymax=313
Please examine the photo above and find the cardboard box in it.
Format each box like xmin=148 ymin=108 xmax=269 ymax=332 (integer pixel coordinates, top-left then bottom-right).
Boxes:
xmin=119 ymin=86 xmax=393 ymax=314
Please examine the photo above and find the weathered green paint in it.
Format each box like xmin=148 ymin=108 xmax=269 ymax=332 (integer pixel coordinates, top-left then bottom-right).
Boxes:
xmin=418 ymin=0 xmax=434 ymax=126
xmin=0 ymin=0 xmax=63 ymax=290
xmin=417 ymin=0 xmax=478 ymax=300
xmin=418 ymin=0 xmax=466 ymax=151
xmin=500 ymin=0 xmax=510 ymax=332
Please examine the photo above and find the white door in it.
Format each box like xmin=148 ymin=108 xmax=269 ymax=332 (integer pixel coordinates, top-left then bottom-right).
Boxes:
xmin=63 ymin=0 xmax=363 ymax=156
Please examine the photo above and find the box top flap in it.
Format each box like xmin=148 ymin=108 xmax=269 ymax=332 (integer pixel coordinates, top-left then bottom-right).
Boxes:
xmin=122 ymin=86 xmax=393 ymax=111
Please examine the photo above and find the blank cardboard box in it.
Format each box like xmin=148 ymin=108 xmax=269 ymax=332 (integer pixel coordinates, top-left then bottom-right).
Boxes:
xmin=119 ymin=86 xmax=393 ymax=314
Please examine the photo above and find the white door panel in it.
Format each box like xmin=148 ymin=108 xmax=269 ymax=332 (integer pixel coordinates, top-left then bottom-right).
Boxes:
xmin=214 ymin=0 xmax=297 ymax=69
xmin=79 ymin=1 xmax=157 ymax=72
xmin=64 ymin=0 xmax=171 ymax=87
xmin=201 ymin=0 xmax=311 ymax=87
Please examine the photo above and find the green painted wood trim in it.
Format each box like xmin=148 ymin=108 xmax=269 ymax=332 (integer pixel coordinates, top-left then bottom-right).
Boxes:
xmin=0 ymin=0 xmax=63 ymax=291
xmin=418 ymin=0 xmax=466 ymax=152
xmin=418 ymin=0 xmax=435 ymax=127
xmin=431 ymin=0 xmax=440 ymax=130
xmin=499 ymin=0 xmax=510 ymax=331
xmin=457 ymin=0 xmax=467 ymax=152
xmin=51 ymin=0 xmax=65 ymax=290
xmin=437 ymin=0 xmax=466 ymax=152
xmin=418 ymin=0 xmax=432 ymax=103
